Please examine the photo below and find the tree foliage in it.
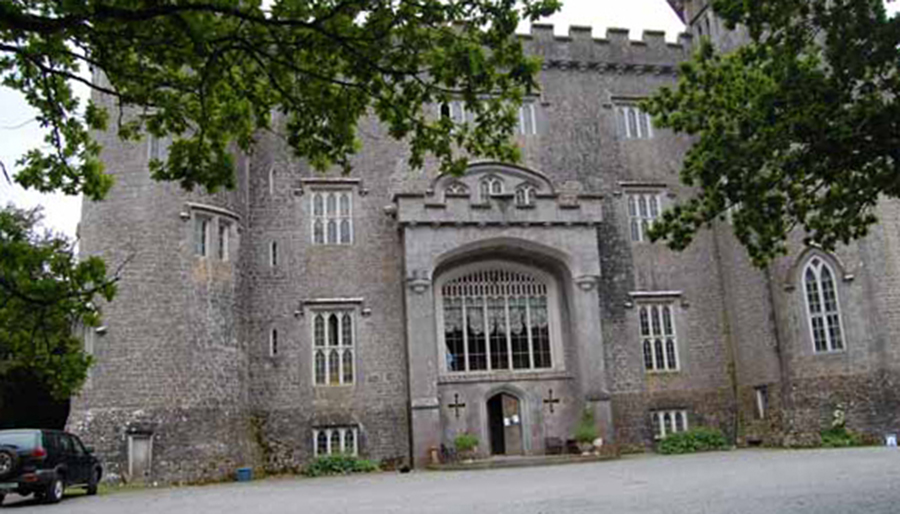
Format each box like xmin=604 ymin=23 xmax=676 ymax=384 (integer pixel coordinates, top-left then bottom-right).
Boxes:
xmin=1 ymin=0 xmax=561 ymax=201
xmin=0 ymin=205 xmax=117 ymax=399
xmin=643 ymin=0 xmax=900 ymax=266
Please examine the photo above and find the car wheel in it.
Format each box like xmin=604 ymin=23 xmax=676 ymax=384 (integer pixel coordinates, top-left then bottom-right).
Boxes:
xmin=86 ymin=469 xmax=100 ymax=495
xmin=43 ymin=477 xmax=64 ymax=504
xmin=0 ymin=450 xmax=16 ymax=480
xmin=0 ymin=492 xmax=5 ymax=506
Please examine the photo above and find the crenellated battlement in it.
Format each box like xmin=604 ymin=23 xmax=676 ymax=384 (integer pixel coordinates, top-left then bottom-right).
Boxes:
xmin=519 ymin=24 xmax=693 ymax=73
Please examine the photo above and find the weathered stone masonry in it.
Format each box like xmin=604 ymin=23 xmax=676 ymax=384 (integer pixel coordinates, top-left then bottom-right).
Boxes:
xmin=69 ymin=5 xmax=900 ymax=483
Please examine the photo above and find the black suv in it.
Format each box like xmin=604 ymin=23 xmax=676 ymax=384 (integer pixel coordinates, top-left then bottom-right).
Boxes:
xmin=0 ymin=429 xmax=102 ymax=505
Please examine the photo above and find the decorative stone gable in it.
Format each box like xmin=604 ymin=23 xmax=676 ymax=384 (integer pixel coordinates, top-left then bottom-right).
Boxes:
xmin=394 ymin=162 xmax=603 ymax=228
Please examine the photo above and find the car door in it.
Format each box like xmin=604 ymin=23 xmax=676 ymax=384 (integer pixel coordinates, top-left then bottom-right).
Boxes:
xmin=68 ymin=435 xmax=94 ymax=484
xmin=58 ymin=434 xmax=86 ymax=485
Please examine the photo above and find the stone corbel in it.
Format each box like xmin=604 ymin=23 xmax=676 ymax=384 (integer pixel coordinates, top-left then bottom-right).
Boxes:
xmin=575 ymin=275 xmax=601 ymax=291
xmin=407 ymin=270 xmax=432 ymax=294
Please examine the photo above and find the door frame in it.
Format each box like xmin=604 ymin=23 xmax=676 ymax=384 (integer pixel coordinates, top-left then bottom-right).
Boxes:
xmin=481 ymin=386 xmax=529 ymax=455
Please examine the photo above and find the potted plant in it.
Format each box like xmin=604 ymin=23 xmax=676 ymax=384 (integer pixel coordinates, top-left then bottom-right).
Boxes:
xmin=574 ymin=408 xmax=599 ymax=455
xmin=454 ymin=432 xmax=479 ymax=462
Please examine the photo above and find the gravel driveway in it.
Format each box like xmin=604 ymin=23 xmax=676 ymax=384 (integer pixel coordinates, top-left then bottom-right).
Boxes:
xmin=3 ymin=447 xmax=899 ymax=513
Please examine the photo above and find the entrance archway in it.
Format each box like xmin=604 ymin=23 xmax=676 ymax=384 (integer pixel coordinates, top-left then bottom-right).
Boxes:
xmin=487 ymin=393 xmax=523 ymax=455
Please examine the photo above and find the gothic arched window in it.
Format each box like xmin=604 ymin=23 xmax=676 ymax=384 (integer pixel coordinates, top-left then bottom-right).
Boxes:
xmin=478 ymin=177 xmax=503 ymax=202
xmin=639 ymin=303 xmax=678 ymax=371
xmin=439 ymin=267 xmax=554 ymax=373
xmin=515 ymin=184 xmax=536 ymax=207
xmin=312 ymin=310 xmax=355 ymax=385
xmin=803 ymin=257 xmax=845 ymax=353
xmin=311 ymin=190 xmax=353 ymax=245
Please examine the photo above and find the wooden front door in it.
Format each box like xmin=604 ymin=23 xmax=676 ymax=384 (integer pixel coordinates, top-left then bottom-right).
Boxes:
xmin=487 ymin=393 xmax=523 ymax=455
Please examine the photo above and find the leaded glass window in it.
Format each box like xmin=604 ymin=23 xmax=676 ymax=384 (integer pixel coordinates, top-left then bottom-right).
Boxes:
xmin=639 ymin=303 xmax=679 ymax=371
xmin=441 ymin=268 xmax=554 ymax=373
xmin=313 ymin=427 xmax=359 ymax=456
xmin=616 ymin=105 xmax=654 ymax=139
xmin=651 ymin=410 xmax=688 ymax=440
xmin=627 ymin=193 xmax=661 ymax=242
xmin=803 ymin=257 xmax=845 ymax=353
xmin=312 ymin=311 xmax=355 ymax=385
xmin=311 ymin=190 xmax=353 ymax=245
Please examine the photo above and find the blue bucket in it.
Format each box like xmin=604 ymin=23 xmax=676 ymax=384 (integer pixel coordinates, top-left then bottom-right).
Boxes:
xmin=236 ymin=467 xmax=253 ymax=482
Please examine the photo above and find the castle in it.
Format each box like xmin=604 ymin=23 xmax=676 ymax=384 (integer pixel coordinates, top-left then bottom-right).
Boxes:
xmin=69 ymin=0 xmax=900 ymax=483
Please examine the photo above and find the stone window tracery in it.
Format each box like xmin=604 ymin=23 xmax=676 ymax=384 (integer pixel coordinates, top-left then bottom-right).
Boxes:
xmin=444 ymin=181 xmax=469 ymax=199
xmin=616 ymin=104 xmax=654 ymax=140
xmin=479 ymin=177 xmax=504 ymax=203
xmin=515 ymin=183 xmax=537 ymax=207
xmin=651 ymin=410 xmax=688 ymax=439
xmin=639 ymin=303 xmax=679 ymax=372
xmin=313 ymin=311 xmax=355 ymax=385
xmin=440 ymin=268 xmax=553 ymax=373
xmin=803 ymin=257 xmax=845 ymax=353
xmin=313 ymin=426 xmax=358 ymax=456
xmin=312 ymin=190 xmax=352 ymax=245
xmin=627 ymin=192 xmax=661 ymax=242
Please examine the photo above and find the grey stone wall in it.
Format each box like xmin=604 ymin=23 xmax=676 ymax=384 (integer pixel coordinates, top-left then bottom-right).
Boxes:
xmin=71 ymin=15 xmax=900 ymax=483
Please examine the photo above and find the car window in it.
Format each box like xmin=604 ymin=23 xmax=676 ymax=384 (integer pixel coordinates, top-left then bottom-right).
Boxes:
xmin=59 ymin=434 xmax=73 ymax=453
xmin=0 ymin=432 xmax=38 ymax=450
xmin=42 ymin=432 xmax=58 ymax=452
xmin=68 ymin=435 xmax=85 ymax=456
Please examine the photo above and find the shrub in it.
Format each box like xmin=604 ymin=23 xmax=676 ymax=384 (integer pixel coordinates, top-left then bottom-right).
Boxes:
xmin=302 ymin=455 xmax=379 ymax=477
xmin=820 ymin=426 xmax=863 ymax=448
xmin=454 ymin=433 xmax=479 ymax=453
xmin=657 ymin=427 xmax=728 ymax=455
xmin=574 ymin=408 xmax=598 ymax=444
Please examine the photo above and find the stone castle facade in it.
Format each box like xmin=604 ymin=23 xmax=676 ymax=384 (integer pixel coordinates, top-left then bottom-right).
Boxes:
xmin=69 ymin=1 xmax=900 ymax=483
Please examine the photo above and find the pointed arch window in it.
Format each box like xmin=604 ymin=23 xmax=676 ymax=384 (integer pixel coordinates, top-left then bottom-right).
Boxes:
xmin=651 ymin=410 xmax=688 ymax=439
xmin=440 ymin=267 xmax=555 ymax=373
xmin=515 ymin=184 xmax=537 ymax=207
xmin=311 ymin=190 xmax=353 ymax=245
xmin=444 ymin=181 xmax=469 ymax=200
xmin=479 ymin=177 xmax=504 ymax=203
xmin=803 ymin=257 xmax=845 ymax=353
xmin=627 ymin=192 xmax=661 ymax=242
xmin=312 ymin=310 xmax=355 ymax=385
xmin=312 ymin=427 xmax=359 ymax=456
xmin=639 ymin=303 xmax=679 ymax=372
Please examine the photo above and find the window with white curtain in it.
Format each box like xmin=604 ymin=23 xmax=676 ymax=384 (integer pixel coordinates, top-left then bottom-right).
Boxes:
xmin=311 ymin=190 xmax=353 ymax=245
xmin=803 ymin=257 xmax=845 ymax=353
xmin=440 ymin=268 xmax=553 ymax=373
xmin=312 ymin=311 xmax=355 ymax=386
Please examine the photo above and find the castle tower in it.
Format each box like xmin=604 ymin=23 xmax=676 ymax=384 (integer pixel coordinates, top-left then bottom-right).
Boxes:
xmin=68 ymin=74 xmax=258 ymax=482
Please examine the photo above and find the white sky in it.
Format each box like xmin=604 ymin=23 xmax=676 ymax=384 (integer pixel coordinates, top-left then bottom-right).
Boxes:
xmin=0 ymin=0 xmax=894 ymax=237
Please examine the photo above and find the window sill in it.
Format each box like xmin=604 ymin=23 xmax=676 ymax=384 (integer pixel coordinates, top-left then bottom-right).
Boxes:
xmin=438 ymin=370 xmax=572 ymax=384
xmin=813 ymin=349 xmax=847 ymax=356
xmin=645 ymin=369 xmax=681 ymax=375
